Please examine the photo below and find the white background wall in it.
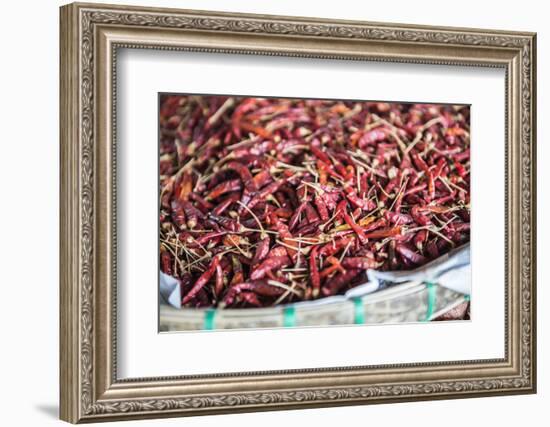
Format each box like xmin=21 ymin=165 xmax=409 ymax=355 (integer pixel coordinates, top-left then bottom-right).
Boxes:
xmin=0 ymin=0 xmax=545 ymax=425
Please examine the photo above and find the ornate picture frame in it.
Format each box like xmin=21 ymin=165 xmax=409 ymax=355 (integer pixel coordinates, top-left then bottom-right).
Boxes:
xmin=60 ymin=2 xmax=536 ymax=423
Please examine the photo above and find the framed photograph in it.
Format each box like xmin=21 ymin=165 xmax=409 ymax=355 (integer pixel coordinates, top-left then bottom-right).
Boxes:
xmin=60 ymin=2 xmax=537 ymax=423
xmin=157 ymin=93 xmax=472 ymax=331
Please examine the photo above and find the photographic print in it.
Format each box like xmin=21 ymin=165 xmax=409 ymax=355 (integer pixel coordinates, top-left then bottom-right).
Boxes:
xmin=159 ymin=95 xmax=471 ymax=331
xmin=60 ymin=3 xmax=536 ymax=421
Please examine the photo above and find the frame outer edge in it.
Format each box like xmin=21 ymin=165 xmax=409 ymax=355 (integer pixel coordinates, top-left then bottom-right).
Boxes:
xmin=60 ymin=3 xmax=81 ymax=424
xmin=529 ymin=33 xmax=537 ymax=393
xmin=60 ymin=2 xmax=537 ymax=422
xmin=68 ymin=1 xmax=536 ymax=37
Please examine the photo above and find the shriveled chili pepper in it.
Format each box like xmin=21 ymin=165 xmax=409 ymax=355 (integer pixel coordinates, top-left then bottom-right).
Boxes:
xmin=188 ymin=192 xmax=214 ymax=212
xmin=319 ymin=256 xmax=345 ymax=278
xmin=384 ymin=211 xmax=414 ymax=225
xmin=346 ymin=189 xmax=375 ymax=211
xmin=426 ymin=239 xmax=440 ymax=258
xmin=405 ymin=183 xmax=427 ymax=196
xmin=208 ymin=214 xmax=243 ymax=232
xmin=432 ymin=192 xmax=456 ymax=205
xmin=288 ymin=202 xmax=308 ymax=230
xmin=195 ymin=231 xmax=228 ymax=246
xmin=411 ymin=205 xmax=431 ymax=226
xmin=182 ymin=255 xmax=221 ymax=305
xmin=295 ymin=220 xmax=322 ymax=236
xmin=214 ymin=262 xmax=224 ymax=297
xmin=160 ymin=181 xmax=174 ymax=210
xmin=413 ymin=229 xmax=428 ymax=251
xmin=321 ymin=269 xmax=362 ymax=296
xmin=223 ymin=280 xmax=286 ymax=306
xmin=170 ymin=199 xmax=186 ymax=230
xmin=222 ymin=234 xmax=249 ymax=249
xmin=270 ymin=207 xmax=290 ymax=219
xmin=244 ymin=177 xmax=294 ymax=213
xmin=433 ymin=157 xmax=447 ymax=178
xmin=391 ymin=178 xmax=408 ymax=212
xmin=206 ymin=178 xmax=242 ymax=200
xmin=412 ymin=153 xmax=430 ymax=174
xmin=238 ymin=291 xmax=262 ymax=307
xmin=342 ymin=207 xmax=368 ymax=244
xmin=362 ymin=217 xmax=388 ymax=232
xmin=362 ymin=226 xmax=402 ymax=239
xmin=229 ymin=255 xmax=244 ymax=286
xmin=160 ymin=248 xmax=173 ymax=276
xmin=454 ymin=160 xmax=467 ymax=178
xmin=358 ymin=128 xmax=387 ymax=148
xmin=310 ymin=142 xmax=330 ymax=163
xmin=426 ymin=171 xmax=435 ymax=201
xmin=182 ymin=201 xmax=204 ymax=230
xmin=193 ymin=288 xmax=210 ymax=308
xmin=309 ymin=246 xmax=321 ymax=296
xmin=304 ymin=202 xmax=320 ymax=223
xmin=224 ymin=161 xmax=257 ymax=191
xmin=250 ymin=256 xmax=291 ymax=280
xmin=341 ymin=256 xmax=379 ymax=270
xmin=251 ymin=236 xmax=271 ymax=265
xmin=252 ymin=169 xmax=273 ymax=189
xmin=319 ymin=236 xmax=356 ymax=257
xmin=395 ymin=244 xmax=427 ymax=265
xmin=212 ymin=193 xmax=240 ymax=216
xmin=379 ymin=177 xmax=399 ymax=205
xmin=269 ymin=213 xmax=298 ymax=259
xmin=175 ymin=172 xmax=193 ymax=201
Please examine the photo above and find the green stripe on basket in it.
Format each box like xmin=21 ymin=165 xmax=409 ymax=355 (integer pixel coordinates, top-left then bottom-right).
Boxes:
xmin=464 ymin=294 xmax=471 ymax=302
xmin=204 ymin=309 xmax=216 ymax=330
xmin=283 ymin=306 xmax=296 ymax=327
xmin=353 ymin=297 xmax=365 ymax=324
xmin=424 ymin=282 xmax=437 ymax=322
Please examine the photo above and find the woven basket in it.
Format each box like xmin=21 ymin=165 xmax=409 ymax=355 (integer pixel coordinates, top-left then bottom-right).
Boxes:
xmin=160 ymin=280 xmax=468 ymax=331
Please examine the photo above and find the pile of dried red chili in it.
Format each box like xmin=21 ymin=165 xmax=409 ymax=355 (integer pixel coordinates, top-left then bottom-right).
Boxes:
xmin=159 ymin=95 xmax=470 ymax=308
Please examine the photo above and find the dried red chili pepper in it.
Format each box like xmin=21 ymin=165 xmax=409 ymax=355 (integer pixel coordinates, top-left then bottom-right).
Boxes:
xmin=321 ymin=269 xmax=362 ymax=296
xmin=319 ymin=236 xmax=355 ymax=257
xmin=304 ymin=202 xmax=320 ymax=223
xmin=358 ymin=128 xmax=387 ymax=148
xmin=384 ymin=211 xmax=414 ymax=225
xmin=411 ymin=205 xmax=431 ymax=226
xmin=396 ymin=244 xmax=427 ymax=265
xmin=188 ymin=192 xmax=214 ymax=212
xmin=222 ymin=280 xmax=286 ymax=306
xmin=181 ymin=255 xmax=221 ymax=305
xmin=362 ymin=226 xmax=402 ymax=239
xmin=250 ymin=256 xmax=291 ymax=280
xmin=319 ymin=256 xmax=345 ymax=278
xmin=208 ymin=214 xmax=242 ymax=232
xmin=214 ymin=263 xmax=224 ymax=297
xmin=212 ymin=193 xmax=240 ymax=216
xmin=206 ymin=178 xmax=243 ymax=200
xmin=181 ymin=201 xmax=204 ymax=230
xmin=224 ymin=161 xmax=257 ymax=191
xmin=309 ymin=246 xmax=321 ymax=296
xmin=251 ymin=236 xmax=271 ymax=265
xmin=160 ymin=248 xmax=173 ymax=276
xmin=342 ymin=207 xmax=368 ymax=244
xmin=346 ymin=189 xmax=375 ymax=211
xmin=341 ymin=257 xmax=379 ymax=270
xmin=238 ymin=291 xmax=262 ymax=307
xmin=170 ymin=199 xmax=186 ymax=230
xmin=288 ymin=202 xmax=308 ymax=230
